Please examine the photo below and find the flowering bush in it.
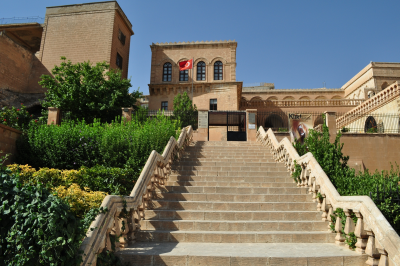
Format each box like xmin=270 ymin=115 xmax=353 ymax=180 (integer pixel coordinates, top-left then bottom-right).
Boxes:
xmin=8 ymin=164 xmax=134 ymax=196
xmin=0 ymin=103 xmax=34 ymax=131
xmin=53 ymin=184 xmax=107 ymax=218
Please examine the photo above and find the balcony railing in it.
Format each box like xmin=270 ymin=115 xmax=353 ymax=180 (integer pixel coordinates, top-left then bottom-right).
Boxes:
xmin=240 ymin=99 xmax=364 ymax=108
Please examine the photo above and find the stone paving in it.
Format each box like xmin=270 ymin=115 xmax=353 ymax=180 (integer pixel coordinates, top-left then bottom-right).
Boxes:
xmin=117 ymin=141 xmax=367 ymax=265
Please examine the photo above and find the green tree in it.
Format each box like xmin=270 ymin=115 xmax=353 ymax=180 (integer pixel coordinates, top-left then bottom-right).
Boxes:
xmin=39 ymin=57 xmax=140 ymax=122
xmin=173 ymin=92 xmax=198 ymax=128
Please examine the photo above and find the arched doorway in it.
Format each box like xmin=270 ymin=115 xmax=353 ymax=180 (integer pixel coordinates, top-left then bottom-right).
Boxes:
xmin=364 ymin=116 xmax=377 ymax=133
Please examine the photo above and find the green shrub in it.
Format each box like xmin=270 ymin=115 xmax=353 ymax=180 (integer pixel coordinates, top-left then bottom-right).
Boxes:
xmin=16 ymin=114 xmax=180 ymax=173
xmin=0 ymin=104 xmax=34 ymax=131
xmin=293 ymin=122 xmax=400 ymax=234
xmin=39 ymin=57 xmax=140 ymax=123
xmin=173 ymin=91 xmax=198 ymax=129
xmin=0 ymin=168 xmax=84 ymax=265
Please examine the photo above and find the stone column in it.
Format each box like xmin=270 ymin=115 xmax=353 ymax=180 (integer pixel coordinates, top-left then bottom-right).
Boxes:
xmin=47 ymin=107 xmax=60 ymax=125
xmin=246 ymin=109 xmax=257 ymax=142
xmin=324 ymin=111 xmax=337 ymax=143
xmin=122 ymin=107 xmax=134 ymax=122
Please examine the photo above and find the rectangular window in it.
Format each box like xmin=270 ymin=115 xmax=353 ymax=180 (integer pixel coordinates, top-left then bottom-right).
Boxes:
xmin=116 ymin=53 xmax=123 ymax=69
xmin=210 ymin=99 xmax=217 ymax=110
xmin=118 ymin=30 xmax=126 ymax=45
xmin=161 ymin=101 xmax=168 ymax=111
xmin=179 ymin=70 xmax=188 ymax=81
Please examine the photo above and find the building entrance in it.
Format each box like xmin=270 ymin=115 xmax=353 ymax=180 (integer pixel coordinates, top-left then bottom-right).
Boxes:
xmin=208 ymin=111 xmax=246 ymax=141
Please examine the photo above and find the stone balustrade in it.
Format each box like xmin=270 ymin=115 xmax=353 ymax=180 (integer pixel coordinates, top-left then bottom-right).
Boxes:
xmin=79 ymin=126 xmax=193 ymax=265
xmin=240 ymin=99 xmax=364 ymax=108
xmin=336 ymin=82 xmax=400 ymax=129
xmin=257 ymin=126 xmax=400 ymax=266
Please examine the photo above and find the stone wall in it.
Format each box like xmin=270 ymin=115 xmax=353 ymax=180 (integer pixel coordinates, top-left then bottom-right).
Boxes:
xmin=341 ymin=133 xmax=400 ymax=172
xmin=0 ymin=124 xmax=22 ymax=165
xmin=38 ymin=1 xmax=132 ymax=79
xmin=0 ymin=32 xmax=48 ymax=95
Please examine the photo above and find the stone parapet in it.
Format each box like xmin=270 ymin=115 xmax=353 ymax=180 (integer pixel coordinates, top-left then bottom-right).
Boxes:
xmin=79 ymin=126 xmax=193 ymax=266
xmin=257 ymin=126 xmax=400 ymax=266
xmin=0 ymin=123 xmax=22 ymax=165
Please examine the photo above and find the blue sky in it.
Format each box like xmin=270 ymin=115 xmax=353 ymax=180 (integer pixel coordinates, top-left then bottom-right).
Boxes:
xmin=2 ymin=0 xmax=400 ymax=95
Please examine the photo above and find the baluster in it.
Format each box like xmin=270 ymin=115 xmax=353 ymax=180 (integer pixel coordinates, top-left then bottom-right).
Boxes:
xmin=312 ymin=181 xmax=319 ymax=202
xmin=354 ymin=210 xmax=368 ymax=254
xmin=365 ymin=230 xmax=380 ymax=266
xmin=343 ymin=208 xmax=355 ymax=249
xmin=334 ymin=211 xmax=345 ymax=246
xmin=327 ymin=203 xmax=333 ymax=230
xmin=376 ymin=246 xmax=389 ymax=266
xmin=115 ymin=208 xmax=129 ymax=249
xmin=308 ymin=175 xmax=314 ymax=194
xmin=321 ymin=194 xmax=328 ymax=221
xmin=111 ymin=211 xmax=121 ymax=251
xmin=316 ymin=189 xmax=323 ymax=211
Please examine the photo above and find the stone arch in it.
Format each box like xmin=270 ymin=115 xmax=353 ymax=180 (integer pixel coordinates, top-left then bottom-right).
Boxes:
xmin=210 ymin=57 xmax=228 ymax=65
xmin=314 ymin=115 xmax=324 ymax=127
xmin=250 ymin=96 xmax=263 ymax=102
xmin=158 ymin=58 xmax=176 ymax=66
xmin=364 ymin=116 xmax=377 ymax=133
xmin=331 ymin=95 xmax=342 ymax=99
xmin=315 ymin=96 xmax=327 ymax=99
xmin=264 ymin=114 xmax=287 ymax=130
xmin=299 ymin=96 xmax=311 ymax=100
xmin=367 ymin=91 xmax=375 ymax=99
xmin=283 ymin=96 xmax=295 ymax=100
xmin=194 ymin=57 xmax=210 ymax=65
xmin=381 ymin=82 xmax=389 ymax=91
xmin=266 ymin=96 xmax=278 ymax=101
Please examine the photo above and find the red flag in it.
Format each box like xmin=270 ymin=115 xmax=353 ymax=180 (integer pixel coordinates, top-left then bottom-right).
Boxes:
xmin=179 ymin=59 xmax=193 ymax=71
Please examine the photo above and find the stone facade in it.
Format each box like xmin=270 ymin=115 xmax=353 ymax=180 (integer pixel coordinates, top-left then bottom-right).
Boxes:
xmin=0 ymin=1 xmax=133 ymax=108
xmin=148 ymin=41 xmax=241 ymax=111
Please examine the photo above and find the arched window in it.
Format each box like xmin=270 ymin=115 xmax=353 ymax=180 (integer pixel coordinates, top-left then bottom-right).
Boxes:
xmin=365 ymin=116 xmax=377 ymax=133
xmin=179 ymin=69 xmax=188 ymax=81
xmin=214 ymin=61 xmax=223 ymax=80
xmin=197 ymin=61 xmax=206 ymax=81
xmin=162 ymin=63 xmax=172 ymax=82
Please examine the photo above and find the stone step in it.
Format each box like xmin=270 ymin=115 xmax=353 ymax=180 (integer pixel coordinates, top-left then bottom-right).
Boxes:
xmin=175 ymin=161 xmax=280 ymax=167
xmin=135 ymin=230 xmax=336 ymax=243
xmin=183 ymin=152 xmax=273 ymax=157
xmin=144 ymin=210 xmax=321 ymax=221
xmin=152 ymin=192 xmax=313 ymax=202
xmin=171 ymin=165 xmax=287 ymax=172
xmin=140 ymin=220 xmax=328 ymax=232
xmin=148 ymin=201 xmax=318 ymax=211
xmin=165 ymin=181 xmax=297 ymax=188
xmin=179 ymin=157 xmax=277 ymax=163
xmin=116 ymin=243 xmax=367 ymax=266
xmin=155 ymin=186 xmax=308 ymax=194
xmin=169 ymin=170 xmax=291 ymax=177
xmin=167 ymin=175 xmax=294 ymax=183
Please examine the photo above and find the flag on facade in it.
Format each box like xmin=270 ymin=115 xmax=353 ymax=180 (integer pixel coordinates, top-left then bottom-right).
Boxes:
xmin=179 ymin=59 xmax=193 ymax=71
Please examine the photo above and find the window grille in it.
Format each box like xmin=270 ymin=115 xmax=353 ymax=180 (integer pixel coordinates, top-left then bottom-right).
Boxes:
xmin=118 ymin=30 xmax=126 ymax=45
xmin=163 ymin=63 xmax=172 ymax=82
xmin=197 ymin=61 xmax=206 ymax=81
xmin=214 ymin=61 xmax=223 ymax=80
xmin=161 ymin=101 xmax=168 ymax=111
xmin=179 ymin=70 xmax=188 ymax=81
xmin=210 ymin=99 xmax=217 ymax=110
xmin=116 ymin=53 xmax=123 ymax=69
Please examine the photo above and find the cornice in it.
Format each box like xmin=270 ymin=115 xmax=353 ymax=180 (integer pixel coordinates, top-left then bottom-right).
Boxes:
xmin=150 ymin=40 xmax=237 ymax=50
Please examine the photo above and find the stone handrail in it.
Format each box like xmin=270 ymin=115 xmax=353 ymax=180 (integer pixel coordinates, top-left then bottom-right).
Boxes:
xmin=336 ymin=82 xmax=400 ymax=129
xmin=80 ymin=126 xmax=193 ymax=265
xmin=257 ymin=126 xmax=400 ymax=266
xmin=241 ymin=99 xmax=364 ymax=108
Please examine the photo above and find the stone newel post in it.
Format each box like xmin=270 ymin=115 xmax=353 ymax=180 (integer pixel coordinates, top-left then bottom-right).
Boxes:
xmin=246 ymin=109 xmax=257 ymax=142
xmin=47 ymin=107 xmax=60 ymax=125
xmin=324 ymin=111 xmax=337 ymax=143
xmin=122 ymin=107 xmax=134 ymax=122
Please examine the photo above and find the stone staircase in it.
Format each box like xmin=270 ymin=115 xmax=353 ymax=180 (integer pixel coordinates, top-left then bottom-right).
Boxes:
xmin=117 ymin=141 xmax=367 ymax=265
